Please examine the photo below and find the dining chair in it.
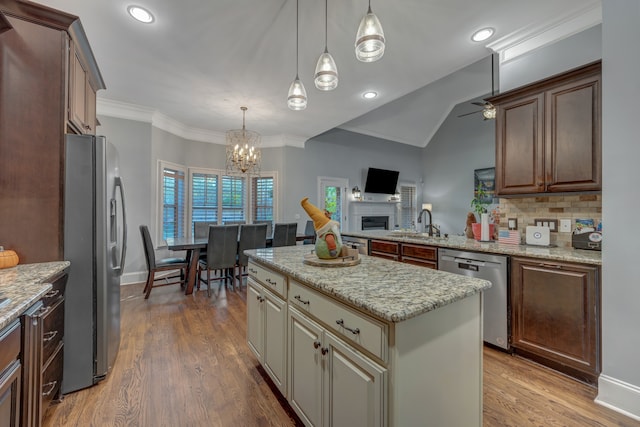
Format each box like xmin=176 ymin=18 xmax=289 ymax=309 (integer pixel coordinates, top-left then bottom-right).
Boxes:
xmin=253 ymin=220 xmax=273 ymax=240
xmin=236 ymin=223 xmax=268 ymax=287
xmin=303 ymin=220 xmax=315 ymax=245
xmin=193 ymin=221 xmax=217 ymax=239
xmin=197 ymin=225 xmax=239 ymax=296
xmin=272 ymin=222 xmax=298 ymax=247
xmin=139 ymin=225 xmax=188 ymax=299
xmin=286 ymin=222 xmax=298 ymax=246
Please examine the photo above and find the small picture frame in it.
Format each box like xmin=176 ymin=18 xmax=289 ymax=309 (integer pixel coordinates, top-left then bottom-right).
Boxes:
xmin=474 ymin=167 xmax=496 ymax=204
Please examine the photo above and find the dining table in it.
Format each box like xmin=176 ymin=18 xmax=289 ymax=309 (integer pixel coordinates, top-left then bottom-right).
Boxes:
xmin=165 ymin=232 xmax=315 ymax=295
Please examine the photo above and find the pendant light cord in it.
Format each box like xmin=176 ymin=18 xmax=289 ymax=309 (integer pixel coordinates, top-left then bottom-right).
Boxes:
xmin=324 ymin=0 xmax=328 ymax=49
xmin=296 ymin=0 xmax=299 ymax=77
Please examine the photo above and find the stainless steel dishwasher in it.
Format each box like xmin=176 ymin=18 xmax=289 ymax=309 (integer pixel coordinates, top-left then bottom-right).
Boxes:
xmin=438 ymin=248 xmax=509 ymax=350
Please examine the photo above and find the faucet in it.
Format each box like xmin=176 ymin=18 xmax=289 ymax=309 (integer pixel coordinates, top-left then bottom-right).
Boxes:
xmin=417 ymin=208 xmax=434 ymax=236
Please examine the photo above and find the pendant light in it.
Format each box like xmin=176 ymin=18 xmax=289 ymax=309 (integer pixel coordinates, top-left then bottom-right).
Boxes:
xmin=314 ymin=0 xmax=338 ymax=91
xmin=355 ymin=0 xmax=385 ymax=62
xmin=288 ymin=0 xmax=307 ymax=110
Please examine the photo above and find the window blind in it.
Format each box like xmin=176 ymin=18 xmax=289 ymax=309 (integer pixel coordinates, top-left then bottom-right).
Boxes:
xmin=400 ymin=185 xmax=416 ymax=229
xmin=251 ymin=176 xmax=274 ymax=222
xmin=221 ymin=175 xmax=246 ymax=223
xmin=191 ymin=172 xmax=218 ymax=229
xmin=162 ymin=167 xmax=185 ymax=239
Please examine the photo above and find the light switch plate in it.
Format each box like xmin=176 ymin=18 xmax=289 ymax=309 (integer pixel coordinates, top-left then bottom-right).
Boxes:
xmin=534 ymin=218 xmax=558 ymax=232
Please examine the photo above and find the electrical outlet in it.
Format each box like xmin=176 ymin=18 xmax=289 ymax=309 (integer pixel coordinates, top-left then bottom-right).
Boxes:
xmin=534 ymin=218 xmax=558 ymax=232
xmin=559 ymin=218 xmax=571 ymax=233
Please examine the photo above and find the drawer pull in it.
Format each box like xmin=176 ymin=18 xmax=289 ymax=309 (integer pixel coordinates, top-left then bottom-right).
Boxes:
xmin=313 ymin=340 xmax=321 ymax=349
xmin=539 ymin=263 xmax=562 ymax=269
xmin=321 ymin=347 xmax=329 ymax=355
xmin=42 ymin=381 xmax=57 ymax=397
xmin=265 ymin=278 xmax=276 ymax=285
xmin=44 ymin=289 xmax=60 ymax=299
xmin=336 ymin=319 xmax=360 ymax=335
xmin=294 ymin=295 xmax=310 ymax=305
xmin=256 ymin=295 xmax=265 ymax=302
xmin=249 ymin=268 xmax=258 ymax=274
xmin=43 ymin=331 xmax=58 ymax=342
xmin=37 ymin=306 xmax=52 ymax=317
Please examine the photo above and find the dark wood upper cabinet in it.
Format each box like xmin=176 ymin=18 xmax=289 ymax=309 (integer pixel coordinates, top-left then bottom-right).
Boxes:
xmin=489 ymin=61 xmax=601 ymax=196
xmin=0 ymin=0 xmax=104 ymax=263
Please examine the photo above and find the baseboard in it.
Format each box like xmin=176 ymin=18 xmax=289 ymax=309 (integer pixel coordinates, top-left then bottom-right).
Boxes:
xmin=121 ymin=269 xmax=184 ymax=286
xmin=121 ymin=271 xmax=146 ymax=285
xmin=595 ymin=374 xmax=640 ymax=421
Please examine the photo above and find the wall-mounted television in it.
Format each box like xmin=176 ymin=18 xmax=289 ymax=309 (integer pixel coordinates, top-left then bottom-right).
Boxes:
xmin=364 ymin=167 xmax=399 ymax=194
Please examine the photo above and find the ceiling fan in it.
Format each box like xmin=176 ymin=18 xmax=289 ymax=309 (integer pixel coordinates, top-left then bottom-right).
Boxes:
xmin=458 ymin=53 xmax=497 ymax=120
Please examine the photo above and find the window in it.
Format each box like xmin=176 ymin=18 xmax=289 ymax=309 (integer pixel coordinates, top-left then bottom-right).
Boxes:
xmin=159 ymin=162 xmax=186 ymax=242
xmin=191 ymin=172 xmax=218 ymax=224
xmin=185 ymin=167 xmax=278 ymax=236
xmin=221 ymin=175 xmax=246 ymax=223
xmin=400 ymin=185 xmax=417 ymax=229
xmin=251 ymin=176 xmax=274 ymax=222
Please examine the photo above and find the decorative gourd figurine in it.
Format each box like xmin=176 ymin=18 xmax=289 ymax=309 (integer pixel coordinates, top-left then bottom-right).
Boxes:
xmin=300 ymin=197 xmax=343 ymax=259
xmin=0 ymin=246 xmax=19 ymax=269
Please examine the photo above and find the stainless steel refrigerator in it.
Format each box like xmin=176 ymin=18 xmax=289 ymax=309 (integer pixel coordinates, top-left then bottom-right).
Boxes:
xmin=62 ymin=134 xmax=127 ymax=394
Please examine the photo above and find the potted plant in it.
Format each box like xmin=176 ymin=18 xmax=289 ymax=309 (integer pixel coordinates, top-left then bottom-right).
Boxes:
xmin=469 ymin=184 xmax=494 ymax=240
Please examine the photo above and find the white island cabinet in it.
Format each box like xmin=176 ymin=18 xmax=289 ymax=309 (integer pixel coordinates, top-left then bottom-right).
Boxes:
xmin=245 ymin=246 xmax=491 ymax=427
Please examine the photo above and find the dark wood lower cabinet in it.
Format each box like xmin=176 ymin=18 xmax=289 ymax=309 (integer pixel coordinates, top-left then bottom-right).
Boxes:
xmin=369 ymin=239 xmax=400 ymax=261
xmin=401 ymin=243 xmax=437 ymax=269
xmin=0 ymin=321 xmax=21 ymax=427
xmin=511 ymin=257 xmax=600 ymax=385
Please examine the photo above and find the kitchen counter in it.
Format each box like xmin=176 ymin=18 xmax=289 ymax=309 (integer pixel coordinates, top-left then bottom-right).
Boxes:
xmin=0 ymin=261 xmax=70 ymax=330
xmin=245 ymin=245 xmax=491 ymax=322
xmin=343 ymin=230 xmax=602 ymax=265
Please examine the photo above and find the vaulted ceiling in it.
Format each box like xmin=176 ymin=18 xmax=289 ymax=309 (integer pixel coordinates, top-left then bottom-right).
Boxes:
xmin=37 ymin=0 xmax=601 ymax=147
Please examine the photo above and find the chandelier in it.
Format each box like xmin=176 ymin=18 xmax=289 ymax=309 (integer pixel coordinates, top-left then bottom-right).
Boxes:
xmin=225 ymin=107 xmax=261 ymax=175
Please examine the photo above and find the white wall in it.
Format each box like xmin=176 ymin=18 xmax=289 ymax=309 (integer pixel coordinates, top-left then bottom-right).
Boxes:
xmin=597 ymin=0 xmax=640 ymax=419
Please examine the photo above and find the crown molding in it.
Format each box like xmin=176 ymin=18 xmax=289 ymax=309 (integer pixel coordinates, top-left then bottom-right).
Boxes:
xmin=487 ymin=2 xmax=601 ymax=63
xmin=97 ymin=97 xmax=307 ymax=148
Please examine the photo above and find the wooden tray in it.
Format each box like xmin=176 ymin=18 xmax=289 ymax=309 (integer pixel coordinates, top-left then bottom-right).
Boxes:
xmin=302 ymin=248 xmax=360 ymax=267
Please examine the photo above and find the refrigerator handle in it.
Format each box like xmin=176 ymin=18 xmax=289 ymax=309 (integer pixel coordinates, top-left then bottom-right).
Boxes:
xmin=115 ymin=176 xmax=127 ymax=276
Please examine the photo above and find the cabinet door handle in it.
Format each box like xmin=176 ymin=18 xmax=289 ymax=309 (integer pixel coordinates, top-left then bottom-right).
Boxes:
xmin=44 ymin=289 xmax=60 ymax=299
xmin=256 ymin=295 xmax=264 ymax=302
xmin=42 ymin=381 xmax=57 ymax=397
xmin=336 ymin=319 xmax=360 ymax=335
xmin=313 ymin=340 xmax=321 ymax=349
xmin=294 ymin=295 xmax=310 ymax=305
xmin=539 ymin=263 xmax=562 ymax=269
xmin=43 ymin=331 xmax=58 ymax=342
xmin=321 ymin=347 xmax=329 ymax=355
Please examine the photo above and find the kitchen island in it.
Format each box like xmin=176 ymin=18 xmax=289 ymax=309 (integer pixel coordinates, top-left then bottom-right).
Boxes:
xmin=245 ymin=245 xmax=491 ymax=427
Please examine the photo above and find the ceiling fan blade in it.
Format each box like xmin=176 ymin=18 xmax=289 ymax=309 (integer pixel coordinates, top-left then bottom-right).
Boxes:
xmin=457 ymin=110 xmax=482 ymax=118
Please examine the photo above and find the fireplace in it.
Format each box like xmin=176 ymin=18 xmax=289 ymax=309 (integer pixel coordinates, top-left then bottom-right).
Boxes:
xmin=362 ymin=216 xmax=389 ymax=231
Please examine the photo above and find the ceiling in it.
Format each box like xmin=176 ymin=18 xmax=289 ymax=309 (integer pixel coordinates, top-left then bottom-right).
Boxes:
xmin=35 ymin=0 xmax=601 ymax=147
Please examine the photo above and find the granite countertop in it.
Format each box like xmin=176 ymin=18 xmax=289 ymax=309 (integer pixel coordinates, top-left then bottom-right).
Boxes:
xmin=343 ymin=230 xmax=602 ymax=266
xmin=245 ymin=245 xmax=491 ymax=323
xmin=0 ymin=261 xmax=70 ymax=330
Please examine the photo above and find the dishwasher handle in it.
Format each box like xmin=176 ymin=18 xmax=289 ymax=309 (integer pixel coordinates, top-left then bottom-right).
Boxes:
xmin=453 ymin=257 xmax=486 ymax=267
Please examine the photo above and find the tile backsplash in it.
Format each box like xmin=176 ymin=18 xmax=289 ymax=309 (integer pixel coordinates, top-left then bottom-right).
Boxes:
xmin=498 ymin=195 xmax=601 ymax=247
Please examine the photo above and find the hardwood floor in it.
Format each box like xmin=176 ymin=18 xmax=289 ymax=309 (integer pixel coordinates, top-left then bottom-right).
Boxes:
xmin=44 ymin=282 xmax=639 ymax=427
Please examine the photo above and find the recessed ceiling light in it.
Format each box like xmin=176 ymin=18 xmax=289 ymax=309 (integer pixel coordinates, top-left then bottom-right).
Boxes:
xmin=471 ymin=27 xmax=494 ymax=42
xmin=362 ymin=91 xmax=378 ymax=99
xmin=127 ymin=5 xmax=154 ymax=23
